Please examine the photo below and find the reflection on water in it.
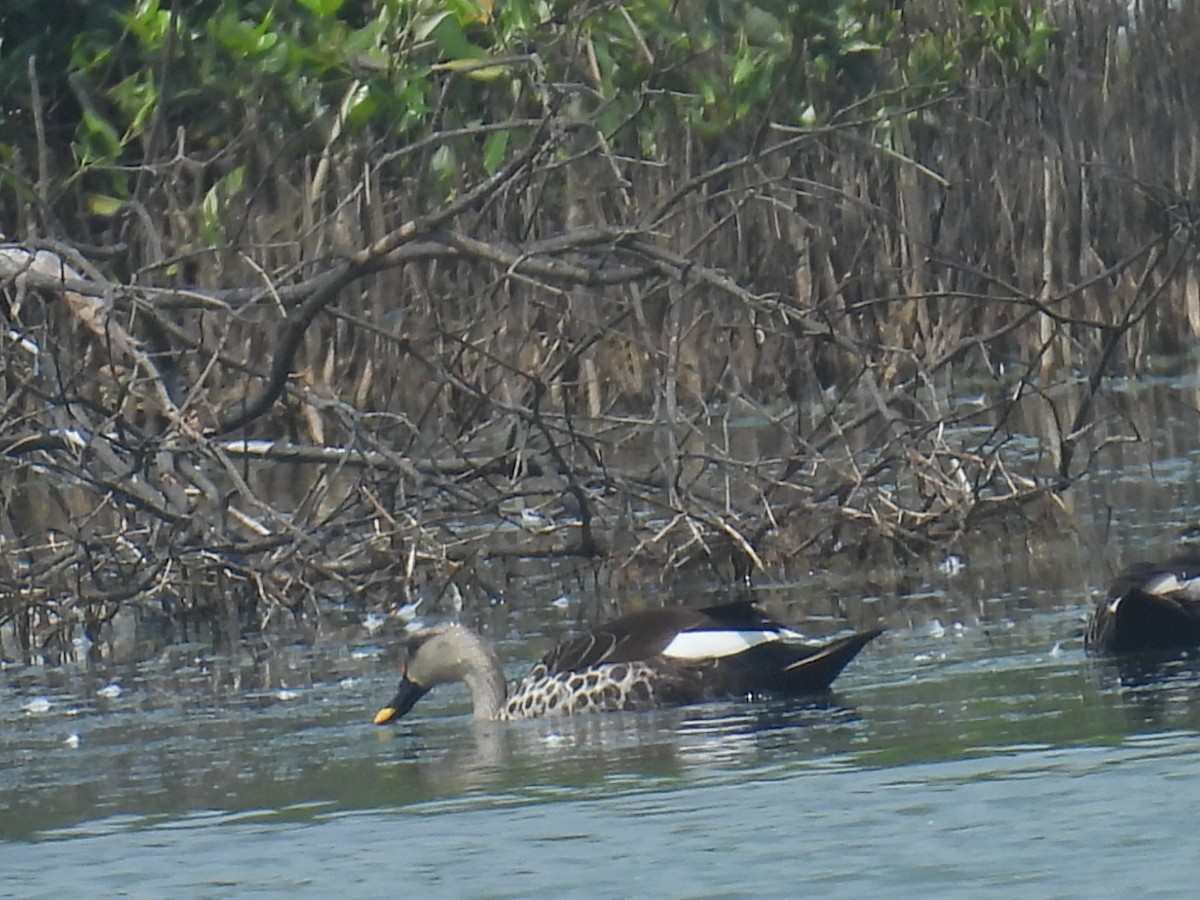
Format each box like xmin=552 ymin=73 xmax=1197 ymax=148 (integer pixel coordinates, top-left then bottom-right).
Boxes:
xmin=371 ymin=695 xmax=868 ymax=803
xmin=1091 ymin=650 xmax=1200 ymax=734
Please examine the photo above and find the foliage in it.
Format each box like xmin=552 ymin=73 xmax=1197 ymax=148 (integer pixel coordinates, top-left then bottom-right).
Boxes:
xmin=899 ymin=0 xmax=1058 ymax=94
xmin=0 ymin=0 xmax=1056 ymax=218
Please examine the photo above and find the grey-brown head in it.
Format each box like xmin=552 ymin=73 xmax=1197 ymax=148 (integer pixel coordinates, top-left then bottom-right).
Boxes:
xmin=373 ymin=623 xmax=508 ymax=723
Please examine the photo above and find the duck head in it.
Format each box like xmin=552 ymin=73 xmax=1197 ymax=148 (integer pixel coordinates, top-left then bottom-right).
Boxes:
xmin=373 ymin=623 xmax=506 ymax=723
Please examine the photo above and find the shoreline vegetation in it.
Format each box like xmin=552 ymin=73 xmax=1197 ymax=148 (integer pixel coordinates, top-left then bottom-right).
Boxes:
xmin=2 ymin=0 xmax=1198 ymax=659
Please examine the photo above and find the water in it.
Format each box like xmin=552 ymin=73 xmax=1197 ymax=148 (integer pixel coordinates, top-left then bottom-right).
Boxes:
xmin=6 ymin=375 xmax=1200 ymax=896
xmin=9 ymin=740 xmax=1200 ymax=898
xmin=3 ymin=599 xmax=1200 ymax=897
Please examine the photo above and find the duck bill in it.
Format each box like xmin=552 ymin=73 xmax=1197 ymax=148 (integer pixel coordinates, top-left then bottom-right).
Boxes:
xmin=373 ymin=675 xmax=430 ymax=724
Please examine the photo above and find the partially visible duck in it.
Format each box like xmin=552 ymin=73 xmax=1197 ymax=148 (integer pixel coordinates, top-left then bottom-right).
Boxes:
xmin=1085 ymin=555 xmax=1200 ymax=654
xmin=373 ymin=601 xmax=883 ymax=723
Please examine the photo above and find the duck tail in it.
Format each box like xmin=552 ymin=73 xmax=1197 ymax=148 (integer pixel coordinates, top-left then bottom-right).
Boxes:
xmin=780 ymin=629 xmax=884 ymax=693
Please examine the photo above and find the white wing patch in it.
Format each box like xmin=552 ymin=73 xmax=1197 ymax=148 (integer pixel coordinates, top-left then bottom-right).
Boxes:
xmin=662 ymin=629 xmax=788 ymax=660
xmin=1143 ymin=573 xmax=1183 ymax=596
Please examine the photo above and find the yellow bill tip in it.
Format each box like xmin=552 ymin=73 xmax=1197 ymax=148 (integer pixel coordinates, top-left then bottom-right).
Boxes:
xmin=373 ymin=706 xmax=397 ymax=725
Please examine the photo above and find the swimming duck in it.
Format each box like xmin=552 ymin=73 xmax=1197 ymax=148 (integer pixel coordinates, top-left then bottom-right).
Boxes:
xmin=1085 ymin=555 xmax=1200 ymax=654
xmin=373 ymin=601 xmax=883 ymax=723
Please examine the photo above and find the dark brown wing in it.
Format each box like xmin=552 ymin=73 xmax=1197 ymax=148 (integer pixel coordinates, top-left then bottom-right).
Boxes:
xmin=541 ymin=606 xmax=712 ymax=673
xmin=540 ymin=601 xmax=797 ymax=674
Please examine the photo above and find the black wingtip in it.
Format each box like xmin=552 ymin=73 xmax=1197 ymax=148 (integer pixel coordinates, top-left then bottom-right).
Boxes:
xmin=782 ymin=628 xmax=884 ymax=693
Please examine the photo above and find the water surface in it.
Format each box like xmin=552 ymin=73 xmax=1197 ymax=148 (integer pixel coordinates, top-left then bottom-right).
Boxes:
xmin=4 ymin=597 xmax=1200 ymax=897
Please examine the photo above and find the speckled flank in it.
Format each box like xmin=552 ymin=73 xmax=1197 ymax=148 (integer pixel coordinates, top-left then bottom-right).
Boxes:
xmin=500 ymin=661 xmax=665 ymax=720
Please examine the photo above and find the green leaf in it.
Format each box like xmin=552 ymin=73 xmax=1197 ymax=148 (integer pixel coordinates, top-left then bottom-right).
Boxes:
xmin=430 ymin=144 xmax=456 ymax=183
xmin=732 ymin=47 xmax=757 ymax=87
xmin=109 ymin=73 xmax=159 ymax=140
xmin=127 ymin=0 xmax=171 ymax=46
xmin=415 ymin=12 xmax=455 ymax=43
xmin=482 ymin=129 xmax=509 ymax=174
xmin=295 ymin=0 xmax=346 ymax=17
xmin=86 ymin=194 xmax=125 ymax=217
xmin=200 ymin=166 xmax=247 ymax=244
xmin=431 ymin=57 xmax=511 ymax=80
xmin=345 ymin=83 xmax=380 ymax=130
xmin=80 ymin=109 xmax=123 ymax=160
xmin=225 ymin=165 xmax=246 ymax=195
xmin=201 ymin=183 xmax=221 ymax=244
xmin=417 ymin=12 xmax=486 ymax=61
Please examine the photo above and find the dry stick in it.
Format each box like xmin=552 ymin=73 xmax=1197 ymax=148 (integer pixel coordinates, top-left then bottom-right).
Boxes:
xmin=27 ymin=56 xmax=49 ymax=218
xmin=330 ymin=304 xmax=606 ymax=478
xmin=406 ymin=320 xmax=608 ymax=554
xmin=468 ymin=260 xmax=617 ymax=554
xmin=30 ymin=227 xmax=643 ymax=318
xmin=643 ymin=92 xmax=951 ymax=231
xmin=0 ymin=248 xmax=181 ymax=424
xmin=209 ymin=119 xmax=554 ymax=437
xmin=0 ymin=252 xmax=201 ymax=527
xmin=1057 ymin=234 xmax=1185 ymax=484
xmin=7 ymin=251 xmax=319 ymax=539
xmin=660 ymin=282 xmax=683 ymax=506
xmin=432 ymin=226 xmax=652 ymax=286
xmin=908 ymin=228 xmax=1177 ymax=467
xmin=333 ymin=237 xmax=763 ymax=564
xmin=526 ymin=380 xmax=598 ymax=557
xmin=615 ymin=465 xmax=766 ymax=572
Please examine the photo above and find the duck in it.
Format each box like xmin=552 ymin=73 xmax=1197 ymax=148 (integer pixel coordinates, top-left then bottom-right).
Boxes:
xmin=1085 ymin=554 xmax=1200 ymax=654
xmin=373 ymin=601 xmax=883 ymax=723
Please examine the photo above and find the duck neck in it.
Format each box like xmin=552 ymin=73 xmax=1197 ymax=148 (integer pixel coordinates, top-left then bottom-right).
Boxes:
xmin=455 ymin=628 xmax=508 ymax=721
